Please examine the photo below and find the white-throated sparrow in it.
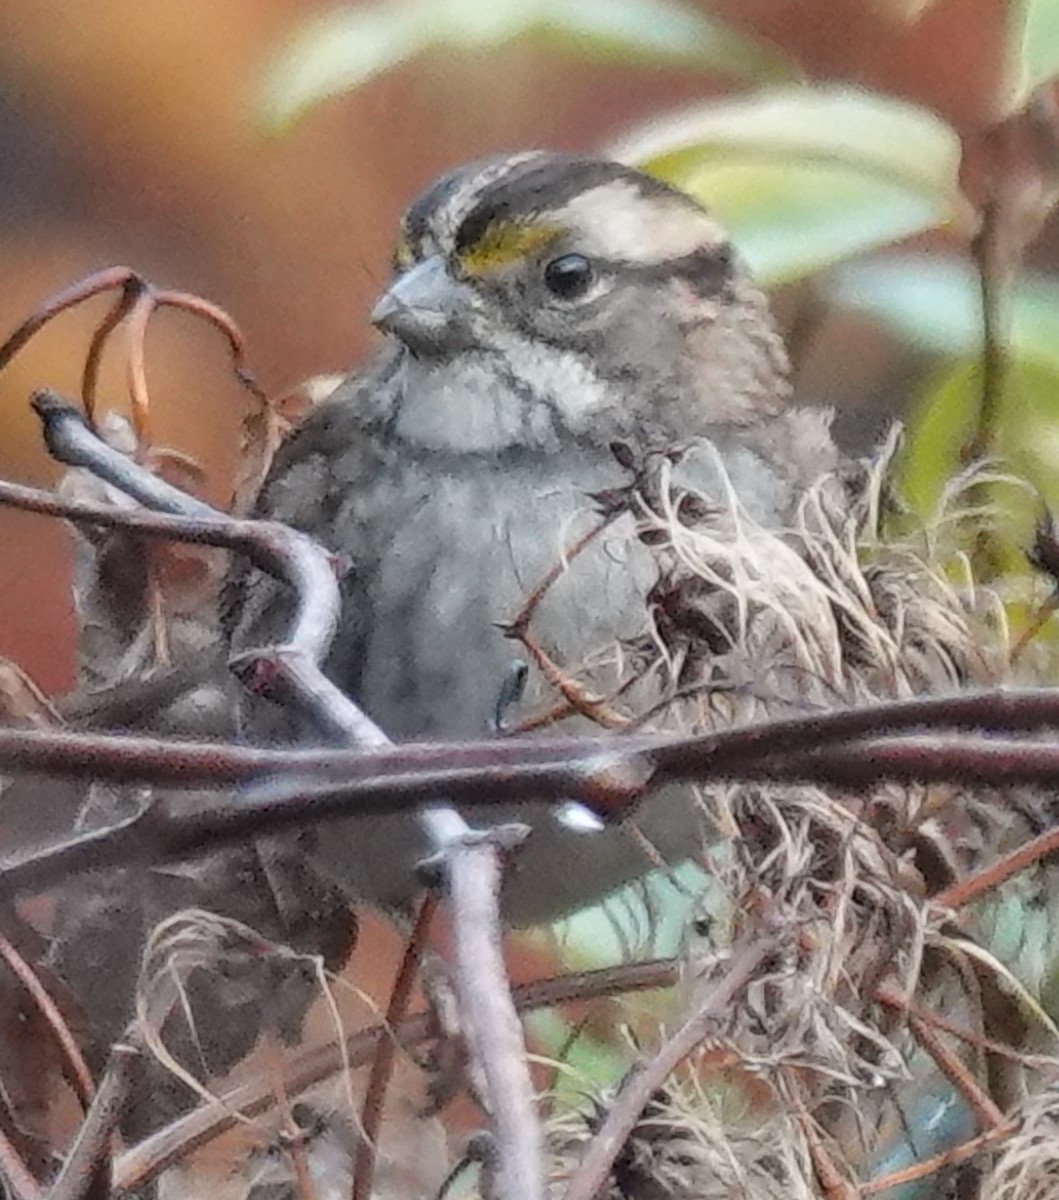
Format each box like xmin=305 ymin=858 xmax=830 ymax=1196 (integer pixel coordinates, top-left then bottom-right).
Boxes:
xmin=227 ymin=150 xmax=839 ymax=923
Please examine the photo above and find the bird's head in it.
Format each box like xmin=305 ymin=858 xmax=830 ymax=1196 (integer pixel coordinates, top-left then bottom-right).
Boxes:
xmin=372 ymin=151 xmax=789 ymax=448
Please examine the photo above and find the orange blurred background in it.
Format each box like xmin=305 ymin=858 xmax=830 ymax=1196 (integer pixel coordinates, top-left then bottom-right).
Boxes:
xmin=0 ymin=0 xmax=1007 ymax=695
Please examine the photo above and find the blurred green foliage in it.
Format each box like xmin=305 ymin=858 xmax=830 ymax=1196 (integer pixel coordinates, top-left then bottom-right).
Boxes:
xmin=612 ymin=86 xmax=968 ymax=284
xmin=1011 ymin=0 xmax=1059 ymax=106
xmin=261 ymin=0 xmax=798 ymax=131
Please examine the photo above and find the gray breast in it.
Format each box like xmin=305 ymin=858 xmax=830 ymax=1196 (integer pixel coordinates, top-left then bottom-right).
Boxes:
xmin=344 ymin=446 xmax=655 ymax=739
xmin=242 ymin=397 xmax=835 ymax=922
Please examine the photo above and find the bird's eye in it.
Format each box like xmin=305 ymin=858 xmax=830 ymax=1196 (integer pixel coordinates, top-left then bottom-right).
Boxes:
xmin=543 ymin=253 xmax=594 ymax=300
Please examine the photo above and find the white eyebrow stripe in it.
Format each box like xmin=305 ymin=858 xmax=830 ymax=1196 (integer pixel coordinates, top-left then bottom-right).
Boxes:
xmin=558 ymin=181 xmax=728 ymax=265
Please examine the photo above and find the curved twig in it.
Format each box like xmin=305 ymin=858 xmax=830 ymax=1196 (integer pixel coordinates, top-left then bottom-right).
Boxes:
xmin=0 ymin=931 xmax=95 ymax=1110
xmin=28 ymin=390 xmax=544 ymax=1200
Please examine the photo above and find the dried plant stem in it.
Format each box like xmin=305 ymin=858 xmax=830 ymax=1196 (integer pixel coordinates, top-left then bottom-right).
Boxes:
xmin=907 ymin=1013 xmax=1006 ymax=1131
xmin=874 ymin=984 xmax=1038 ymax=1066
xmin=47 ymin=1042 xmax=138 ymax=1200
xmin=81 ymin=282 xmax=139 ymax=426
xmin=0 ymin=1123 xmax=43 ymax=1200
xmin=0 ymin=930 xmax=95 ymax=1110
xmin=1008 ymin=588 xmax=1059 ymax=665
xmin=933 ymin=825 xmax=1059 ymax=910
xmin=860 ymin=1122 xmax=1016 ymax=1196
xmin=502 ymin=514 xmax=629 ymax=729
xmin=114 ymin=960 xmax=678 ymax=1194
xmin=969 ymin=186 xmax=1010 ymax=465
xmin=782 ymin=1069 xmax=856 ymax=1200
xmin=513 ymin=629 xmax=630 ymax=730
xmin=0 ymin=267 xmax=266 ymax=427
xmin=562 ymin=936 xmax=775 ymax=1200
xmin=351 ymin=893 xmax=439 ymax=1200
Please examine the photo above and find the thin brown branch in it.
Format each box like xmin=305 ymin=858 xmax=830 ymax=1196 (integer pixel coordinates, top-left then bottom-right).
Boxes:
xmin=352 ymin=893 xmax=439 ymax=1200
xmin=0 ymin=268 xmax=141 ymax=377
xmin=123 ymin=289 xmax=154 ymax=450
xmin=512 ymin=630 xmax=630 ymax=730
xmin=152 ymin=287 xmax=267 ymax=404
xmin=1009 ymin=589 xmax=1059 ymax=665
xmin=859 ymin=1122 xmax=1015 ymax=1195
xmin=562 ymin=935 xmax=775 ymax=1200
xmin=0 ymin=930 xmax=95 ymax=1111
xmin=269 ymin=1073 xmax=318 ymax=1200
xmin=504 ymin=514 xmax=617 ymax=639
xmin=511 ymin=667 xmax=645 ymax=734
xmin=47 ymin=1041 xmax=138 ymax=1200
xmin=933 ymin=824 xmax=1059 ymax=910
xmin=906 ymin=1014 xmax=1006 ymax=1131
xmin=781 ymin=1068 xmax=856 ymax=1200
xmin=874 ymin=983 xmax=1039 ymax=1067
xmin=501 ymin=514 xmax=629 ymax=729
xmin=969 ymin=186 xmax=1009 ymax=465
xmin=81 ymin=281 xmax=139 ymax=426
xmin=0 ymin=268 xmax=266 ymax=418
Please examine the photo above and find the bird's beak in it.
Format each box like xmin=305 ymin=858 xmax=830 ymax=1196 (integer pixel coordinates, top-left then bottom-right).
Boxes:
xmin=371 ymin=255 xmax=472 ymax=353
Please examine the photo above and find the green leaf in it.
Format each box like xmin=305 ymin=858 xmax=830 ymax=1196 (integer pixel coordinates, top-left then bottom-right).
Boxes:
xmin=1009 ymin=0 xmax=1059 ymax=109
xmin=898 ymin=354 xmax=1059 ymax=541
xmin=827 ymin=255 xmax=1059 ymax=366
xmin=261 ymin=0 xmax=796 ymax=131
xmin=612 ymin=87 xmax=970 ymax=285
xmin=531 ymin=0 xmax=796 ymax=75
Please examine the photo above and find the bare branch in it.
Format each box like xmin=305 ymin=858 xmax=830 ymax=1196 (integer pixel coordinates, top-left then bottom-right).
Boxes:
xmin=0 ymin=439 xmax=339 ymax=670
xmin=46 ymin=1042 xmax=138 ymax=1200
xmin=562 ymin=935 xmax=776 ymax=1200
xmin=0 ymin=1123 xmax=43 ymax=1200
xmin=859 ymin=1124 xmax=1016 ymax=1196
xmin=0 ymin=930 xmax=95 ymax=1111
xmin=352 ymin=894 xmax=439 ymax=1200
xmin=5 ymin=692 xmax=1059 ymax=900
xmin=447 ymin=836 xmax=544 ymax=1200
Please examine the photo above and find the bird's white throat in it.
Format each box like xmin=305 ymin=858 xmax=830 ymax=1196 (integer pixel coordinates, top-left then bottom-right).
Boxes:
xmin=390 ymin=335 xmax=615 ymax=453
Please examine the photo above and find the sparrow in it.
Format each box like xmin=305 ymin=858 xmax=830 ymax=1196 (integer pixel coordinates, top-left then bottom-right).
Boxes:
xmin=225 ymin=149 xmax=839 ymax=925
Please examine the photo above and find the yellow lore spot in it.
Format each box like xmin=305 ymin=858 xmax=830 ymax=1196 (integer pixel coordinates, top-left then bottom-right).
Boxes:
xmin=393 ymin=229 xmax=414 ymax=271
xmin=458 ymin=220 xmax=560 ymax=276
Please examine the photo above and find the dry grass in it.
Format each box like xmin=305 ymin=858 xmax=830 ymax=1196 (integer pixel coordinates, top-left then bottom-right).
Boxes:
xmin=122 ymin=432 xmax=1059 ymax=1199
